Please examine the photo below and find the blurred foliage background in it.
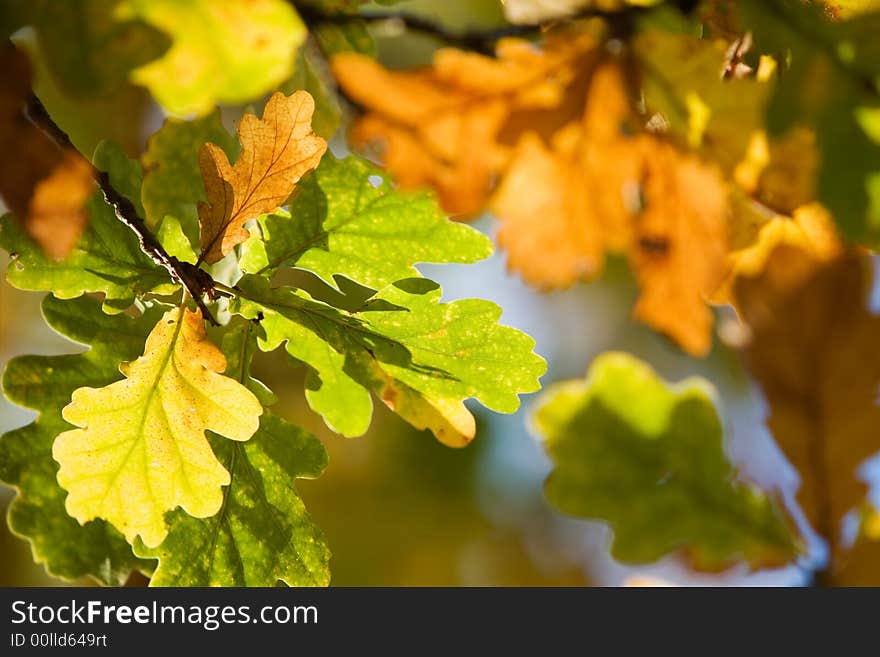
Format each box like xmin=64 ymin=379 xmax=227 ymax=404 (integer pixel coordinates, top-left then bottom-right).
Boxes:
xmin=0 ymin=0 xmax=823 ymax=586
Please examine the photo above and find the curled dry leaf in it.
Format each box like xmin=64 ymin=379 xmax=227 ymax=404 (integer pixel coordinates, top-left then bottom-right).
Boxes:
xmin=198 ymin=90 xmax=327 ymax=264
xmin=0 ymin=44 xmax=93 ymax=259
xmin=715 ymin=203 xmax=842 ymax=304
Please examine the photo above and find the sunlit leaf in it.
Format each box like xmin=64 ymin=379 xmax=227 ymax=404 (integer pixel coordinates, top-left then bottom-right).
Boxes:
xmin=198 ymin=91 xmax=327 ymax=264
xmin=0 ymin=295 xmax=157 ymax=584
xmin=53 ymin=306 xmax=263 ymax=548
xmin=240 ymin=153 xmax=492 ymax=289
xmin=135 ymin=326 xmax=329 ymax=586
xmin=117 ymin=0 xmax=307 ymax=116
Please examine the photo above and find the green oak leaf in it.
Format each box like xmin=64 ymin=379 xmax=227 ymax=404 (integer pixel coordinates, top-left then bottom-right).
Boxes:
xmin=135 ymin=326 xmax=330 ymax=586
xmin=1 ymin=141 xmax=175 ymax=313
xmin=156 ymin=216 xmax=198 ymax=265
xmin=239 ymin=154 xmax=493 ymax=289
xmin=0 ymin=141 xmax=175 ymax=313
xmin=739 ymin=0 xmax=880 ymax=244
xmin=534 ymin=352 xmax=800 ymax=570
xmin=3 ymin=0 xmax=169 ymax=97
xmin=231 ymin=275 xmax=546 ymax=446
xmin=281 ymin=47 xmax=343 ymax=139
xmin=117 ymin=0 xmax=307 ymax=116
xmin=0 ymin=295 xmax=158 ymax=584
xmin=295 ymin=0 xmax=409 ymax=56
xmin=141 ymin=110 xmax=238 ymax=248
xmin=312 ymin=20 xmax=376 ymax=57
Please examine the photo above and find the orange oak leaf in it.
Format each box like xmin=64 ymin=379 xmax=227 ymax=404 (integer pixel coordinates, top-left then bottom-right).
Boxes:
xmin=493 ymin=61 xmax=728 ymax=356
xmin=631 ymin=142 xmax=728 ymax=358
xmin=332 ymin=31 xmax=599 ymax=217
xmin=197 ymin=90 xmax=327 ymax=264
xmin=734 ymin=245 xmax=880 ymax=569
xmin=0 ymin=44 xmax=93 ymax=259
xmin=491 ymin=63 xmax=641 ymax=287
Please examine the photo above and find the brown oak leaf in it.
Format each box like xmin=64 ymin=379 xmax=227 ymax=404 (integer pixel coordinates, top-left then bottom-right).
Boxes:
xmin=0 ymin=44 xmax=93 ymax=259
xmin=734 ymin=245 xmax=880 ymax=572
xmin=197 ymin=90 xmax=327 ymax=264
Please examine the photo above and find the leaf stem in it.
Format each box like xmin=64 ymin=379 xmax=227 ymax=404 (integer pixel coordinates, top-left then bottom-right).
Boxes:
xmin=212 ymin=282 xmax=241 ymax=299
xmin=23 ymin=92 xmax=221 ymax=325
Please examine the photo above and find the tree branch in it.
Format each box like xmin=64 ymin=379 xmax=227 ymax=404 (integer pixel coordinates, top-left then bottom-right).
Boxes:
xmin=295 ymin=5 xmax=534 ymax=55
xmin=294 ymin=1 xmax=699 ymax=55
xmin=24 ymin=94 xmax=220 ymax=325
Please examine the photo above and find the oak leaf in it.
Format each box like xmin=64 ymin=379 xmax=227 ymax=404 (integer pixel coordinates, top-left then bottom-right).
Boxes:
xmin=53 ymin=307 xmax=263 ymax=547
xmin=734 ymin=245 xmax=880 ymax=573
xmin=535 ymin=352 xmax=798 ymax=570
xmin=331 ymin=32 xmax=599 ymax=216
xmin=1 ymin=141 xmax=177 ymax=314
xmin=0 ymin=44 xmax=93 ymax=259
xmin=0 ymin=295 xmax=159 ymax=584
xmin=197 ymin=90 xmax=327 ymax=264
xmin=493 ymin=62 xmax=728 ymax=356
xmin=239 ymin=153 xmax=492 ymax=289
xmin=715 ymin=203 xmax=842 ymax=304
xmin=335 ymin=32 xmax=732 ymax=355
xmin=231 ymin=275 xmax=545 ymax=447
xmin=492 ymin=63 xmax=640 ymax=287
xmin=135 ymin=326 xmax=330 ymax=587
xmin=117 ymin=0 xmax=306 ymax=116
xmin=630 ymin=142 xmax=729 ymax=357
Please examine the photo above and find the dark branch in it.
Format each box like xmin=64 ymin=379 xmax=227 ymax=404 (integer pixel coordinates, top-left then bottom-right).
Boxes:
xmin=294 ymin=1 xmax=700 ymax=55
xmin=24 ymin=94 xmax=220 ymax=325
xmin=295 ymin=5 xmax=534 ymax=55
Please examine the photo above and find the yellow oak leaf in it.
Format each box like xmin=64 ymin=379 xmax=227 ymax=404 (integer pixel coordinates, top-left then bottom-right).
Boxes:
xmin=197 ymin=90 xmax=327 ymax=264
xmin=734 ymin=245 xmax=880 ymax=567
xmin=53 ymin=307 xmax=263 ymax=547
xmin=332 ymin=31 xmax=599 ymax=217
xmin=375 ymin=367 xmax=476 ymax=448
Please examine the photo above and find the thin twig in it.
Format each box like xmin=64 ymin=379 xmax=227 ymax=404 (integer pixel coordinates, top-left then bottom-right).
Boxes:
xmin=24 ymin=93 xmax=220 ymax=325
